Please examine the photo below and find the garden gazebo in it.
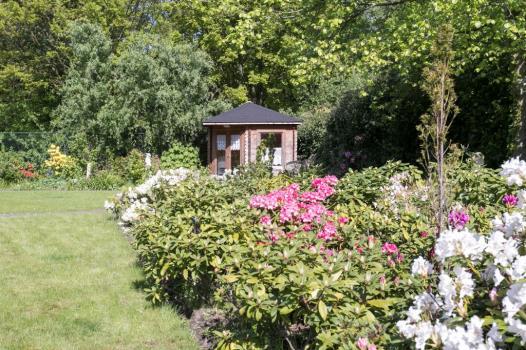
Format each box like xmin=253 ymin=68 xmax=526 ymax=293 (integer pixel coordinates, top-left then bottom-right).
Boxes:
xmin=203 ymin=102 xmax=301 ymax=175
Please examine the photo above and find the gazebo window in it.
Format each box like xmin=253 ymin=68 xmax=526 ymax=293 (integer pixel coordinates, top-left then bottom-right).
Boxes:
xmin=217 ymin=134 xmax=226 ymax=175
xmin=260 ymin=133 xmax=282 ymax=166
xmin=231 ymin=134 xmax=240 ymax=169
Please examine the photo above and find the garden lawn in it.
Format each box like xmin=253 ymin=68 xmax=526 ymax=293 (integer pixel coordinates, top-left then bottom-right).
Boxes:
xmin=0 ymin=191 xmax=199 ymax=350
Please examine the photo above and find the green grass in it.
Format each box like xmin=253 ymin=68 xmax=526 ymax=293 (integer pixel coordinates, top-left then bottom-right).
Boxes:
xmin=0 ymin=191 xmax=114 ymax=213
xmin=0 ymin=191 xmax=199 ymax=350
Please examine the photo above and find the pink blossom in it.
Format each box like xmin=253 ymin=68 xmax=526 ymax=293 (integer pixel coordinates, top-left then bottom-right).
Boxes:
xmin=302 ymin=224 xmax=313 ymax=231
xmin=299 ymin=203 xmax=327 ymax=223
xmin=379 ymin=275 xmax=386 ymax=288
xmin=419 ymin=231 xmax=429 ymax=238
xmin=269 ymin=232 xmax=280 ymax=242
xmin=381 ymin=242 xmax=398 ymax=254
xmin=279 ymin=202 xmax=300 ymax=223
xmin=503 ymin=194 xmax=519 ymax=207
xmin=396 ymin=252 xmax=404 ymax=263
xmin=259 ymin=215 xmax=272 ymax=226
xmin=317 ymin=221 xmax=337 ymax=240
xmin=338 ymin=216 xmax=349 ymax=224
xmin=357 ymin=338 xmax=368 ymax=350
xmin=448 ymin=208 xmax=470 ymax=229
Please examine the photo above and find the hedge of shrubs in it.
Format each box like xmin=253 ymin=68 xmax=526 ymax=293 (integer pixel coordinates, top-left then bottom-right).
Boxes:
xmin=0 ymin=142 xmax=200 ymax=190
xmin=107 ymin=158 xmax=526 ymax=349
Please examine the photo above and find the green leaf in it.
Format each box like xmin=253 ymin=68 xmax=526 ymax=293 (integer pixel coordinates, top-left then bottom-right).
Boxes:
xmin=279 ymin=306 xmax=293 ymax=315
xmin=367 ymin=298 xmax=399 ymax=311
xmin=318 ymin=300 xmax=328 ymax=320
xmin=160 ymin=262 xmax=170 ymax=276
xmin=223 ymin=274 xmax=239 ymax=283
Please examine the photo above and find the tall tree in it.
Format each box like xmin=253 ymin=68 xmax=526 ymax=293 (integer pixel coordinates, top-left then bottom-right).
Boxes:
xmin=54 ymin=24 xmax=227 ymax=161
xmin=0 ymin=0 xmax=131 ymax=131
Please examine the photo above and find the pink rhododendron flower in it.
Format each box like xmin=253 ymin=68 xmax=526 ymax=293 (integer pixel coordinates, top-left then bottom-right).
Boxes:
xmin=302 ymin=224 xmax=313 ymax=231
xmin=279 ymin=201 xmax=300 ymax=223
xmin=503 ymin=194 xmax=519 ymax=207
xmin=420 ymin=231 xmax=429 ymax=238
xmin=357 ymin=338 xmax=368 ymax=350
xmin=448 ymin=208 xmax=470 ymax=229
xmin=317 ymin=221 xmax=337 ymax=240
xmin=269 ymin=232 xmax=280 ymax=242
xmin=259 ymin=215 xmax=272 ymax=226
xmin=338 ymin=216 xmax=349 ymax=224
xmin=381 ymin=242 xmax=398 ymax=254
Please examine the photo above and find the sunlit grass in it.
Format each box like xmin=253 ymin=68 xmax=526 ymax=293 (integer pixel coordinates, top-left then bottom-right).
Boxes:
xmin=0 ymin=192 xmax=198 ymax=350
xmin=0 ymin=190 xmax=114 ymax=213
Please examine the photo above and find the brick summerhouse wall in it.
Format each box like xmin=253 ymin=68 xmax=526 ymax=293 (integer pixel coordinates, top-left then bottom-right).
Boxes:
xmin=207 ymin=124 xmax=298 ymax=174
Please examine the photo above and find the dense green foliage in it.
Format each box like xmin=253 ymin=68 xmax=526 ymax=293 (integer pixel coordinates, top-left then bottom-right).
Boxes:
xmin=161 ymin=141 xmax=200 ymax=170
xmin=53 ymin=23 xmax=227 ymax=161
xmin=1 ymin=0 xmax=524 ymax=168
xmin=106 ymin=159 xmax=513 ymax=348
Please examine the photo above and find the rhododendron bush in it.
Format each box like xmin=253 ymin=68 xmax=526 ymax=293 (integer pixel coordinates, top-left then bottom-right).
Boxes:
xmin=397 ymin=157 xmax=526 ymax=349
xmin=106 ymin=159 xmax=522 ymax=349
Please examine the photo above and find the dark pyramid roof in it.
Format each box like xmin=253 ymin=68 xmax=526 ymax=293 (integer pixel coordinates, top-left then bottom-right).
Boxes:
xmin=203 ymin=102 xmax=301 ymax=125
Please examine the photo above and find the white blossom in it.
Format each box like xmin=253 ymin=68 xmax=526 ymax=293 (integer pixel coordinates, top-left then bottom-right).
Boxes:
xmin=104 ymin=200 xmax=115 ymax=211
xmin=503 ymin=282 xmax=526 ymax=321
xmin=435 ymin=229 xmax=486 ymax=262
xmin=508 ymin=256 xmax=526 ymax=281
xmin=485 ymin=231 xmax=518 ymax=266
xmin=492 ymin=212 xmax=526 ymax=238
xmin=411 ymin=256 xmax=434 ymax=277
xmin=507 ymin=318 xmax=526 ymax=344
xmin=500 ymin=157 xmax=526 ymax=186
xmin=438 ymin=267 xmax=474 ymax=316
xmin=517 ymin=190 xmax=526 ymax=209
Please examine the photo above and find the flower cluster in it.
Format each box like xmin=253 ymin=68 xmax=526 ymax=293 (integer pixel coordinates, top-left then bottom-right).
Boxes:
xmin=105 ymin=168 xmax=197 ymax=228
xmin=503 ymin=193 xmax=519 ymax=207
xmin=44 ymin=144 xmax=76 ymax=176
xmin=447 ymin=208 xmax=470 ymax=230
xmin=500 ymin=157 xmax=526 ymax=186
xmin=375 ymin=171 xmax=428 ymax=215
xmin=398 ymin=157 xmax=526 ymax=349
xmin=250 ymin=176 xmax=345 ymax=242
xmin=18 ymin=163 xmax=37 ymax=178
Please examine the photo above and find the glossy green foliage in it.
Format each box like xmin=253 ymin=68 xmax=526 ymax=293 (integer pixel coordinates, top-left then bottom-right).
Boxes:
xmin=161 ymin=141 xmax=200 ymax=170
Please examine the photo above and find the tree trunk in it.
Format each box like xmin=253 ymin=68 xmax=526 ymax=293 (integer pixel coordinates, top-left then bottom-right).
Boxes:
xmin=515 ymin=57 xmax=526 ymax=158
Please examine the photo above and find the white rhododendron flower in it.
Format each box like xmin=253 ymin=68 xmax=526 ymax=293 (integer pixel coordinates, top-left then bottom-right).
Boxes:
xmin=438 ymin=267 xmax=474 ymax=316
xmin=508 ymin=255 xmax=526 ymax=281
xmin=400 ymin=157 xmax=526 ymax=349
xmin=492 ymin=212 xmax=526 ymax=238
xmin=108 ymin=168 xmax=199 ymax=227
xmin=516 ymin=189 xmax=526 ymax=209
xmin=485 ymin=231 xmax=518 ymax=267
xmin=434 ymin=229 xmax=486 ymax=262
xmin=501 ymin=157 xmax=526 ymax=186
xmin=507 ymin=318 xmax=526 ymax=344
xmin=503 ymin=282 xmax=526 ymax=321
xmin=411 ymin=256 xmax=433 ymax=277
